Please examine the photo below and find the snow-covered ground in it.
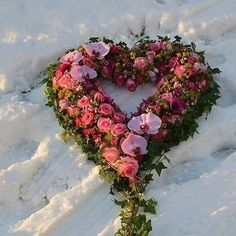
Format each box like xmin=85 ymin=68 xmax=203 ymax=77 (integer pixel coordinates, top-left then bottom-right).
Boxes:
xmin=1 ymin=0 xmax=236 ymax=235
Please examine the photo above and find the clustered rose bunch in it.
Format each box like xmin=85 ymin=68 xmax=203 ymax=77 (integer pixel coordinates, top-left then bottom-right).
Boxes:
xmin=44 ymin=36 xmax=220 ymax=236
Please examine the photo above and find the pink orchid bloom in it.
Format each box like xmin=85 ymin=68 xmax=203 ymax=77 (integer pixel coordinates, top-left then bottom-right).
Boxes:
xmin=121 ymin=133 xmax=148 ymax=156
xmin=128 ymin=112 xmax=162 ymax=135
xmin=83 ymin=41 xmax=110 ymax=59
xmin=70 ymin=65 xmax=97 ymax=82
xmin=59 ymin=50 xmax=83 ymax=64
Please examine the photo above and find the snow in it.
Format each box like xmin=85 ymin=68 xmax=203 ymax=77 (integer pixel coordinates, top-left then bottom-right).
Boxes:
xmin=0 ymin=0 xmax=236 ymax=235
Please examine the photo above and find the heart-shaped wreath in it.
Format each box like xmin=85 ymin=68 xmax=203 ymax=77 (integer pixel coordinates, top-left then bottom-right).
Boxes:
xmin=43 ymin=36 xmax=220 ymax=236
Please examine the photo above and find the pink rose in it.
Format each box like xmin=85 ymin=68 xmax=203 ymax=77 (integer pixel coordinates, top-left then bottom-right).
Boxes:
xmin=134 ymin=57 xmax=147 ymax=69
xmin=161 ymin=92 xmax=173 ymax=102
xmin=113 ymin=112 xmax=126 ymax=123
xmin=102 ymin=147 xmax=120 ymax=164
xmin=169 ymin=57 xmax=179 ymax=68
xmin=81 ymin=112 xmax=94 ymax=126
xmin=94 ymin=92 xmax=105 ymax=103
xmin=98 ymin=103 xmax=114 ymax=116
xmin=59 ymin=99 xmax=69 ymax=110
xmin=58 ymin=73 xmax=76 ymax=89
xmin=111 ymin=123 xmax=126 ymax=136
xmin=126 ymin=79 xmax=137 ymax=92
xmin=150 ymin=42 xmax=162 ymax=52
xmin=115 ymin=74 xmax=126 ymax=86
xmin=118 ymin=156 xmax=139 ymax=178
xmin=198 ymin=78 xmax=208 ymax=90
xmin=82 ymin=128 xmax=96 ymax=137
xmin=101 ymin=60 xmax=114 ymax=78
xmin=193 ymin=63 xmax=207 ymax=73
xmin=146 ymin=51 xmax=156 ymax=63
xmin=174 ymin=65 xmax=185 ymax=78
xmin=111 ymin=138 xmax=118 ymax=146
xmin=161 ymin=41 xmax=172 ymax=50
xmin=77 ymin=96 xmax=90 ymax=108
xmin=188 ymin=52 xmax=200 ymax=64
xmin=187 ymin=82 xmax=197 ymax=91
xmin=188 ymin=67 xmax=197 ymax=77
xmin=97 ymin=118 xmax=112 ymax=132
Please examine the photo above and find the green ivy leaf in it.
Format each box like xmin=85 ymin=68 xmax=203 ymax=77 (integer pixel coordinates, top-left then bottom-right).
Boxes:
xmin=155 ymin=162 xmax=168 ymax=176
xmin=174 ymin=35 xmax=182 ymax=42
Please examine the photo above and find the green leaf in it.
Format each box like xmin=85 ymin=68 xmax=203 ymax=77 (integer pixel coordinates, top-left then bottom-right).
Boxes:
xmin=143 ymin=198 xmax=157 ymax=214
xmin=89 ymin=37 xmax=99 ymax=42
xmin=211 ymin=67 xmax=222 ymax=74
xmin=174 ymin=35 xmax=182 ymax=42
xmin=155 ymin=162 xmax=168 ymax=176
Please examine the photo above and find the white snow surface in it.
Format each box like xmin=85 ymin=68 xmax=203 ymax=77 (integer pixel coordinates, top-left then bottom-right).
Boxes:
xmin=1 ymin=0 xmax=236 ymax=235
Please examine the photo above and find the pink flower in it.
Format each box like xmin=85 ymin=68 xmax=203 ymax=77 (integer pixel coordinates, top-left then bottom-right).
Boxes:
xmin=128 ymin=112 xmax=162 ymax=135
xmin=59 ymin=99 xmax=69 ymax=110
xmin=126 ymin=79 xmax=137 ymax=92
xmin=174 ymin=65 xmax=185 ymax=78
xmin=82 ymin=128 xmax=96 ymax=137
xmin=187 ymin=82 xmax=197 ymax=91
xmin=188 ymin=52 xmax=200 ymax=64
xmin=121 ymin=133 xmax=148 ymax=156
xmin=101 ymin=60 xmax=114 ymax=78
xmin=83 ymin=41 xmax=110 ymax=59
xmin=193 ymin=63 xmax=207 ymax=73
xmin=70 ymin=65 xmax=97 ymax=82
xmin=113 ymin=112 xmax=126 ymax=123
xmin=161 ymin=41 xmax=172 ymax=50
xmin=198 ymin=78 xmax=208 ymax=90
xmin=115 ymin=74 xmax=126 ymax=86
xmin=59 ymin=50 xmax=83 ymax=64
xmin=161 ymin=92 xmax=173 ymax=102
xmin=146 ymin=51 xmax=156 ymax=63
xmin=82 ymin=57 xmax=95 ymax=68
xmin=150 ymin=42 xmax=162 ymax=52
xmin=110 ymin=45 xmax=122 ymax=54
xmin=118 ymin=156 xmax=139 ymax=177
xmin=97 ymin=118 xmax=112 ymax=132
xmin=57 ymin=73 xmax=76 ymax=89
xmin=81 ymin=112 xmax=94 ymax=126
xmin=94 ymin=92 xmax=105 ymax=103
xmin=188 ymin=67 xmax=197 ymax=77
xmin=77 ymin=96 xmax=90 ymax=108
xmin=111 ymin=123 xmax=127 ymax=136
xmin=134 ymin=57 xmax=147 ymax=69
xmin=58 ymin=63 xmax=71 ymax=73
xmin=169 ymin=57 xmax=179 ymax=68
xmin=98 ymin=103 xmax=114 ymax=116
xmin=102 ymin=147 xmax=120 ymax=164
xmin=170 ymin=98 xmax=185 ymax=114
